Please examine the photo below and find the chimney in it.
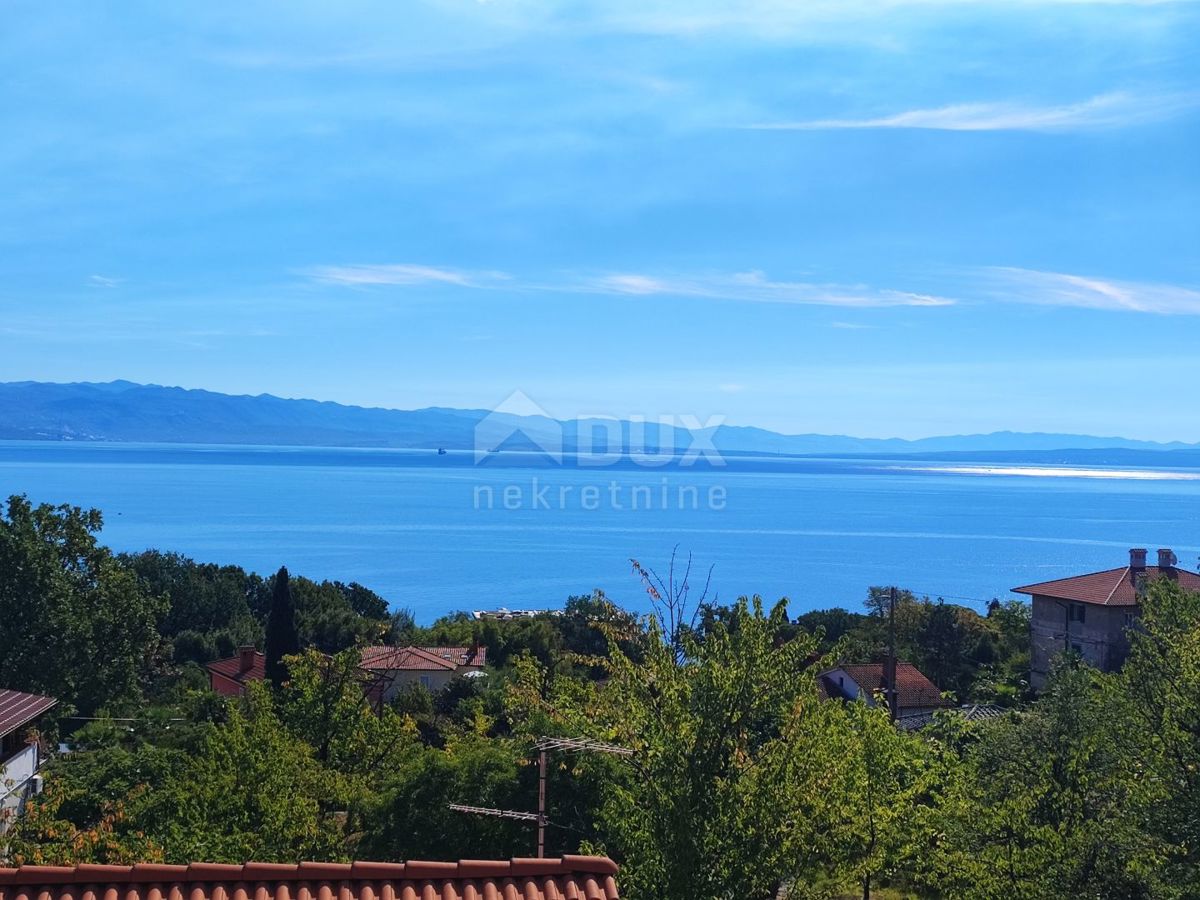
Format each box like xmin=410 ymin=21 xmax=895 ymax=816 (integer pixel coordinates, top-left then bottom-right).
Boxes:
xmin=1158 ymin=548 xmax=1177 ymax=569
xmin=238 ymin=645 xmax=257 ymax=674
xmin=1129 ymin=548 xmax=1148 ymax=569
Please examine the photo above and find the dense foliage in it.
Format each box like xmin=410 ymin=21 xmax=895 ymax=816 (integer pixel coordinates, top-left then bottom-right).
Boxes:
xmin=3 ymin=497 xmax=1199 ymax=899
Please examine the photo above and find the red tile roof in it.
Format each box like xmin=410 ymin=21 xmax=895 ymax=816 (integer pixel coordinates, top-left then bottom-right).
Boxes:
xmin=0 ymin=689 xmax=58 ymax=740
xmin=823 ymin=662 xmax=950 ymax=710
xmin=204 ymin=651 xmax=267 ymax=684
xmin=360 ymin=646 xmax=487 ymax=671
xmin=1013 ymin=565 xmax=1200 ymax=607
xmin=0 ymin=857 xmax=618 ymax=900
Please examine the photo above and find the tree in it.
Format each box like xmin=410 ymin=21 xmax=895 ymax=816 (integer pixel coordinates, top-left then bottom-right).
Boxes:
xmin=0 ymin=496 xmax=166 ymax=715
xmin=589 ymin=596 xmax=823 ymax=900
xmin=135 ymin=683 xmax=347 ymax=862
xmin=265 ymin=566 xmax=300 ymax=686
xmin=359 ymin=734 xmax=530 ymax=861
xmin=4 ymin=684 xmax=345 ymax=864
xmin=335 ymin=581 xmax=389 ymax=620
xmin=911 ymin=600 xmax=972 ymax=699
xmin=820 ymin=705 xmax=931 ymax=900
xmin=290 ymin=576 xmax=387 ymax=651
xmin=1119 ymin=578 xmax=1200 ymax=895
xmin=864 ymin=585 xmax=920 ymax=620
xmin=919 ymin=664 xmax=1160 ymax=899
xmin=121 ymin=550 xmax=264 ymax=665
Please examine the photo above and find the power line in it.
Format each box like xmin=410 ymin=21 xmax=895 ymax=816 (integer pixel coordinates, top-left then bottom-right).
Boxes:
xmin=66 ymin=716 xmax=187 ymax=723
xmin=898 ymin=588 xmax=999 ymax=609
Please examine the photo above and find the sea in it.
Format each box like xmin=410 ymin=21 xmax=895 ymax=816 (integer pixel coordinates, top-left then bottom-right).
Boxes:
xmin=2 ymin=441 xmax=1199 ymax=622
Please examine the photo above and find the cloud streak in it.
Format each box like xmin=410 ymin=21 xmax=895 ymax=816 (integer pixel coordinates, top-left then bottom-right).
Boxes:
xmin=581 ymin=0 xmax=1199 ymax=41
xmin=306 ymin=263 xmax=954 ymax=308
xmin=306 ymin=262 xmax=1200 ymax=315
xmin=586 ymin=270 xmax=954 ymax=307
xmin=745 ymin=91 xmax=1198 ymax=132
xmin=983 ymin=267 xmax=1200 ymax=314
xmin=304 ymin=264 xmax=507 ymax=288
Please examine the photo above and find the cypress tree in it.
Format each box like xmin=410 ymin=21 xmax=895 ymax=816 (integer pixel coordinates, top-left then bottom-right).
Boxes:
xmin=264 ymin=565 xmax=300 ymax=686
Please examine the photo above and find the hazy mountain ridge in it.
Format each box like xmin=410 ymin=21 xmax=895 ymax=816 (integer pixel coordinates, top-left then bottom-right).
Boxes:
xmin=0 ymin=380 xmax=1194 ymax=457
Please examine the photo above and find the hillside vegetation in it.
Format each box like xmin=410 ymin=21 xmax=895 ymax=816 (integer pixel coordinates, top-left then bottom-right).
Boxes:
xmin=2 ymin=496 xmax=1198 ymax=899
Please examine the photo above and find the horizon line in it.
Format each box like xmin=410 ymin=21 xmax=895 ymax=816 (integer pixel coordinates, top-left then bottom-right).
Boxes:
xmin=2 ymin=378 xmax=1198 ymax=448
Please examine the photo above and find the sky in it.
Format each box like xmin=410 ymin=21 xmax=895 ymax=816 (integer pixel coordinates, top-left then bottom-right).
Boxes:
xmin=1 ymin=0 xmax=1198 ymax=440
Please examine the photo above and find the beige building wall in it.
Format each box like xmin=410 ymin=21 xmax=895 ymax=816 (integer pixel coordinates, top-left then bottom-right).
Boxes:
xmin=1030 ymin=595 xmax=1136 ymax=690
xmin=378 ymin=666 xmax=484 ymax=701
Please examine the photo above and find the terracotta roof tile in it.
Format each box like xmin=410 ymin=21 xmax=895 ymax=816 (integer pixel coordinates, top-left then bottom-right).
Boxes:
xmin=0 ymin=688 xmax=58 ymax=740
xmin=1013 ymin=565 xmax=1200 ymax=607
xmin=204 ymin=651 xmax=267 ymax=684
xmin=359 ymin=646 xmax=486 ymax=672
xmin=0 ymin=859 xmax=617 ymax=900
xmin=824 ymin=662 xmax=950 ymax=709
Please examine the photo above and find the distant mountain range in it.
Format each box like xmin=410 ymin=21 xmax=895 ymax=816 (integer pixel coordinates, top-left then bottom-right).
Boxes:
xmin=1 ymin=380 xmax=1197 ymax=461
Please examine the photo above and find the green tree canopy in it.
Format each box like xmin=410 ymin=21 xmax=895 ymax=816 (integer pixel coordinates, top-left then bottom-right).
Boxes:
xmin=0 ymin=496 xmax=166 ymax=715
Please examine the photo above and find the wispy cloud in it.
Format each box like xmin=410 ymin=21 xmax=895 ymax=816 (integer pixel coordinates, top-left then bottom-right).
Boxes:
xmin=586 ymin=270 xmax=954 ymax=307
xmin=745 ymin=91 xmax=1198 ymax=132
xmin=303 ymin=261 xmax=1200 ymax=316
xmin=88 ymin=274 xmax=122 ymax=288
xmin=587 ymin=0 xmax=1197 ymax=39
xmin=304 ymin=264 xmax=507 ymax=288
xmin=983 ymin=267 xmax=1200 ymax=314
xmin=307 ymin=263 xmax=953 ymax=308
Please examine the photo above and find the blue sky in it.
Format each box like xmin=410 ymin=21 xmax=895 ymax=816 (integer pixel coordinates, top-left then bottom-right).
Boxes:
xmin=2 ymin=0 xmax=1198 ymax=439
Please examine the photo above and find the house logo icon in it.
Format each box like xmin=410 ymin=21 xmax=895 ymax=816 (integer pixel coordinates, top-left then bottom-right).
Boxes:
xmin=474 ymin=391 xmax=563 ymax=464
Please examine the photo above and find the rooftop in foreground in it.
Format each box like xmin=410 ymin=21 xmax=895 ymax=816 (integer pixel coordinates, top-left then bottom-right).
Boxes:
xmin=0 ymin=857 xmax=619 ymax=900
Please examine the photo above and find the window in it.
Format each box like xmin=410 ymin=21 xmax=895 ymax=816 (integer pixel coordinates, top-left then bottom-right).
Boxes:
xmin=419 ymin=675 xmax=432 ymax=689
xmin=1124 ymin=613 xmax=1135 ymax=628
xmin=1069 ymin=603 xmax=1086 ymax=623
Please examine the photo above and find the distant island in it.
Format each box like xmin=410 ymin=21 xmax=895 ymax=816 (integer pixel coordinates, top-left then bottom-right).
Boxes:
xmin=2 ymin=380 xmax=1199 ymax=467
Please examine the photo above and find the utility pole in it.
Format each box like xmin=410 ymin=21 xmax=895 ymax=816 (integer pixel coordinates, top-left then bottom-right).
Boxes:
xmin=888 ymin=585 xmax=898 ymax=722
xmin=537 ymin=748 xmax=547 ymax=858
xmin=533 ymin=737 xmax=634 ymax=857
xmin=450 ymin=736 xmax=633 ymax=858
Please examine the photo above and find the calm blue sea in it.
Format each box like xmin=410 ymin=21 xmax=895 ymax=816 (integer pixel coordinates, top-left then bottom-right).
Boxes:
xmin=3 ymin=441 xmax=1200 ymax=622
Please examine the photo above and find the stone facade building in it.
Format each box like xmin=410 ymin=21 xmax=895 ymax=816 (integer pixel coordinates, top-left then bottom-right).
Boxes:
xmin=1014 ymin=548 xmax=1200 ymax=691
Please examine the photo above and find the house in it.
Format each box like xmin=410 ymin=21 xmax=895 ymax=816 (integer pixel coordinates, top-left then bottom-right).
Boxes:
xmin=204 ymin=646 xmax=266 ymax=697
xmin=819 ymin=661 xmax=952 ymax=719
xmin=204 ymin=645 xmax=484 ymax=705
xmin=0 ymin=857 xmax=620 ymax=900
xmin=204 ymin=647 xmax=395 ymax=711
xmin=359 ymin=645 xmax=487 ymax=702
xmin=0 ymin=688 xmax=58 ymax=830
xmin=1014 ymin=547 xmax=1200 ymax=691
